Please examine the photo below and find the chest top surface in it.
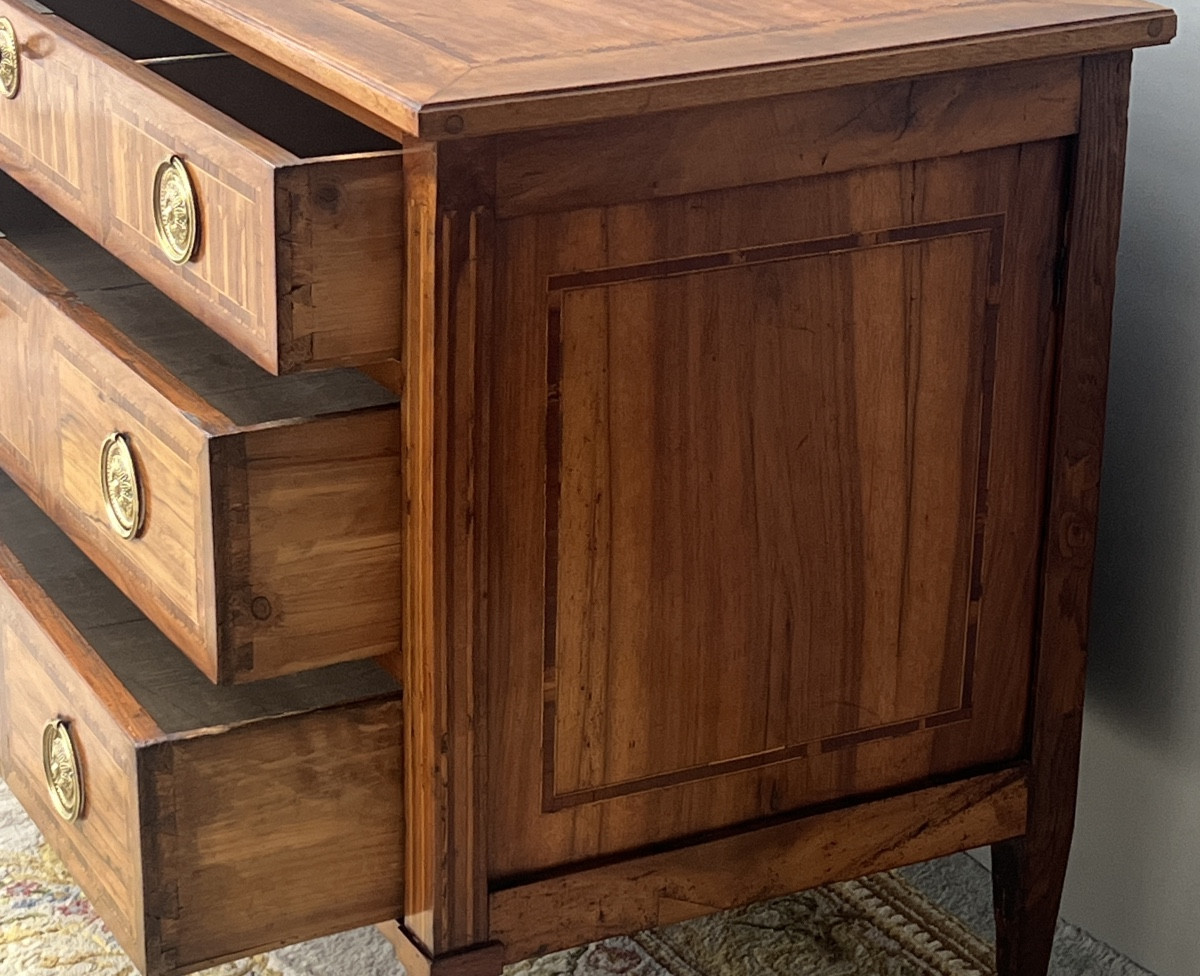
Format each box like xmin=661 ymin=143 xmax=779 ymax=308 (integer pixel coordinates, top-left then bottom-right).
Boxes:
xmin=130 ymin=0 xmax=1174 ymax=138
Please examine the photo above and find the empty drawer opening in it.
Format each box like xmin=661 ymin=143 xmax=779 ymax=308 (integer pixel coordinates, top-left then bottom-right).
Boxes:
xmin=38 ymin=0 xmax=400 ymax=157
xmin=30 ymin=0 xmax=219 ymax=60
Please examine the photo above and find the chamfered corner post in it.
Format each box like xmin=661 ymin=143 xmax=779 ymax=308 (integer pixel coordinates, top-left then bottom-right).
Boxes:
xmin=382 ymin=134 xmax=501 ymax=973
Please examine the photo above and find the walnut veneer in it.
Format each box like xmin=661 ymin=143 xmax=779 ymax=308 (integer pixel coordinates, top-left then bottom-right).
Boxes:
xmin=0 ymin=0 xmax=1178 ymax=973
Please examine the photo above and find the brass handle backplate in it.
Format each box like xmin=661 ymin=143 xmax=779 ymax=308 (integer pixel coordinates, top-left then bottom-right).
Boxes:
xmin=100 ymin=432 xmax=144 ymax=540
xmin=0 ymin=17 xmax=19 ymax=100
xmin=42 ymin=720 xmax=84 ymax=823
xmin=153 ymin=155 xmax=198 ymax=264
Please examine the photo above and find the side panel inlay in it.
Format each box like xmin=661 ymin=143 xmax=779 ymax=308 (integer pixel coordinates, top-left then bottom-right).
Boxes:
xmin=543 ymin=217 xmax=1004 ymax=809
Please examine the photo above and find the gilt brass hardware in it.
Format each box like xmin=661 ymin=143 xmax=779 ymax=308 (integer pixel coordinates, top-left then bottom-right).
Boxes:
xmin=42 ymin=720 xmax=84 ymax=823
xmin=0 ymin=18 xmax=19 ymax=99
xmin=100 ymin=433 xmax=144 ymax=540
xmin=153 ymin=156 xmax=198 ymax=264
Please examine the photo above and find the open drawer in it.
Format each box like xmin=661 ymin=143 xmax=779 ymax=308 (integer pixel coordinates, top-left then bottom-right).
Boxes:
xmin=0 ymin=0 xmax=404 ymax=373
xmin=0 ymin=173 xmax=401 ymax=684
xmin=0 ymin=472 xmax=404 ymax=976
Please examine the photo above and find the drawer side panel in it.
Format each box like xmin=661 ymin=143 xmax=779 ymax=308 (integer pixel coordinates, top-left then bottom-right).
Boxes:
xmin=144 ymin=700 xmax=406 ymax=973
xmin=233 ymin=409 xmax=403 ymax=681
xmin=276 ymin=155 xmax=406 ymax=372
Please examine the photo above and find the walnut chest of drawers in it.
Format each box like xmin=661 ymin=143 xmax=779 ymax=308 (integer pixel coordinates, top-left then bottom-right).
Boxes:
xmin=0 ymin=1 xmax=1176 ymax=974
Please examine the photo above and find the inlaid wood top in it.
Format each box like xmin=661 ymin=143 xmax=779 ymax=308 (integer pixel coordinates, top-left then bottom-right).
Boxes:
xmin=130 ymin=0 xmax=1176 ymax=139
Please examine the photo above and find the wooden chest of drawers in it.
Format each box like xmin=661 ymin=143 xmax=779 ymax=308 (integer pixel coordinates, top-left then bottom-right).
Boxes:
xmin=0 ymin=0 xmax=1177 ymax=974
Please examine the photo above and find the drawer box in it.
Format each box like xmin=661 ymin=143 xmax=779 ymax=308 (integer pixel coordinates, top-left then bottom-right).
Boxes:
xmin=0 ymin=0 xmax=404 ymax=374
xmin=0 ymin=472 xmax=404 ymax=976
xmin=0 ymin=175 xmax=401 ymax=683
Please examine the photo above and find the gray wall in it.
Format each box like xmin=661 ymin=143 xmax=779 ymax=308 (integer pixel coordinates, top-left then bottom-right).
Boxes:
xmin=1060 ymin=9 xmax=1200 ymax=975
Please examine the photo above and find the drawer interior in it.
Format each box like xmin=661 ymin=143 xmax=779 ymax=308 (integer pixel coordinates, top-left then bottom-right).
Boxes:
xmin=0 ymin=173 xmax=397 ymax=426
xmin=0 ymin=468 xmax=399 ymax=730
xmin=40 ymin=0 xmax=399 ymax=157
xmin=29 ymin=0 xmax=220 ymax=59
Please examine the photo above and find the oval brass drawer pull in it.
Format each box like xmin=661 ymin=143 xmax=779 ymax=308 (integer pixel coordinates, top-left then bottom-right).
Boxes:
xmin=0 ymin=17 xmax=19 ymax=100
xmin=42 ymin=720 xmax=84 ymax=823
xmin=153 ymin=156 xmax=199 ymax=265
xmin=100 ymin=433 xmax=144 ymax=540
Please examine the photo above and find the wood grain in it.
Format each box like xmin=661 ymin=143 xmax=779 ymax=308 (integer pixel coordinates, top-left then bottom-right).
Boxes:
xmin=491 ymin=767 xmax=1028 ymax=963
xmin=0 ymin=0 xmax=405 ymax=373
xmin=376 ymin=923 xmax=505 ymax=976
xmin=144 ymin=702 xmax=404 ymax=974
xmin=0 ymin=472 xmax=405 ymax=976
xmin=123 ymin=0 xmax=1174 ymax=138
xmin=0 ymin=3 xmax=1160 ymax=971
xmin=548 ymin=219 xmax=998 ymax=804
xmin=495 ymin=58 xmax=1082 ymax=217
xmin=386 ymin=138 xmax=493 ymax=959
xmin=488 ymin=139 xmax=1062 ymax=877
xmin=0 ymin=178 xmax=402 ymax=683
xmin=991 ymin=51 xmax=1133 ymax=976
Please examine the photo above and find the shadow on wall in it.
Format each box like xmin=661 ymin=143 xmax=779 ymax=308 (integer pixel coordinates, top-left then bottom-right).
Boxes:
xmin=1085 ymin=21 xmax=1200 ymax=750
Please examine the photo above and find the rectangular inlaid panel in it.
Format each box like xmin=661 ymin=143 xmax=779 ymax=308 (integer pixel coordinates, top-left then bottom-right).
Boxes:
xmin=547 ymin=220 xmax=999 ymax=805
xmin=488 ymin=141 xmax=1065 ymax=876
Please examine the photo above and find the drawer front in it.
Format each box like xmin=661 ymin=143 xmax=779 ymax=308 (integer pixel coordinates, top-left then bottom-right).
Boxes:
xmin=0 ymin=475 xmax=405 ymax=976
xmin=0 ymin=189 xmax=402 ymax=683
xmin=0 ymin=0 xmax=404 ymax=373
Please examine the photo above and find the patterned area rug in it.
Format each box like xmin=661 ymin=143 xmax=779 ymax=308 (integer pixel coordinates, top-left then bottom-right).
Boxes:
xmin=0 ymin=776 xmax=1145 ymax=976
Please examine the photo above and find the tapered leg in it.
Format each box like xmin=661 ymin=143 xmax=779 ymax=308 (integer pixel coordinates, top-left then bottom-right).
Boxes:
xmin=991 ymin=838 xmax=1065 ymax=975
xmin=988 ymin=47 xmax=1134 ymax=976
xmin=990 ymin=822 xmax=1069 ymax=974
xmin=990 ymin=710 xmax=1085 ymax=975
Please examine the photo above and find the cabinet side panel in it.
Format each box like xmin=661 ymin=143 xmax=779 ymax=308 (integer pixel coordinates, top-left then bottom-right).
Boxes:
xmin=488 ymin=140 xmax=1064 ymax=876
xmin=550 ymin=228 xmax=993 ymax=800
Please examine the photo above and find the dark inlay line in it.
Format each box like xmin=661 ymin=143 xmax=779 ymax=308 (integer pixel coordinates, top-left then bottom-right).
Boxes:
xmin=820 ymin=719 xmax=923 ymax=754
xmin=548 ymin=216 xmax=1005 ymax=293
xmin=541 ymin=215 xmax=1005 ymax=811
xmin=925 ymin=707 xmax=974 ymax=729
xmin=543 ymin=301 xmax=565 ymax=675
xmin=961 ymin=618 xmax=980 ymax=708
xmin=545 ymin=702 xmax=975 ymax=810
xmin=545 ymin=739 xmax=813 ymax=812
xmin=541 ymin=299 xmax=565 ymax=810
